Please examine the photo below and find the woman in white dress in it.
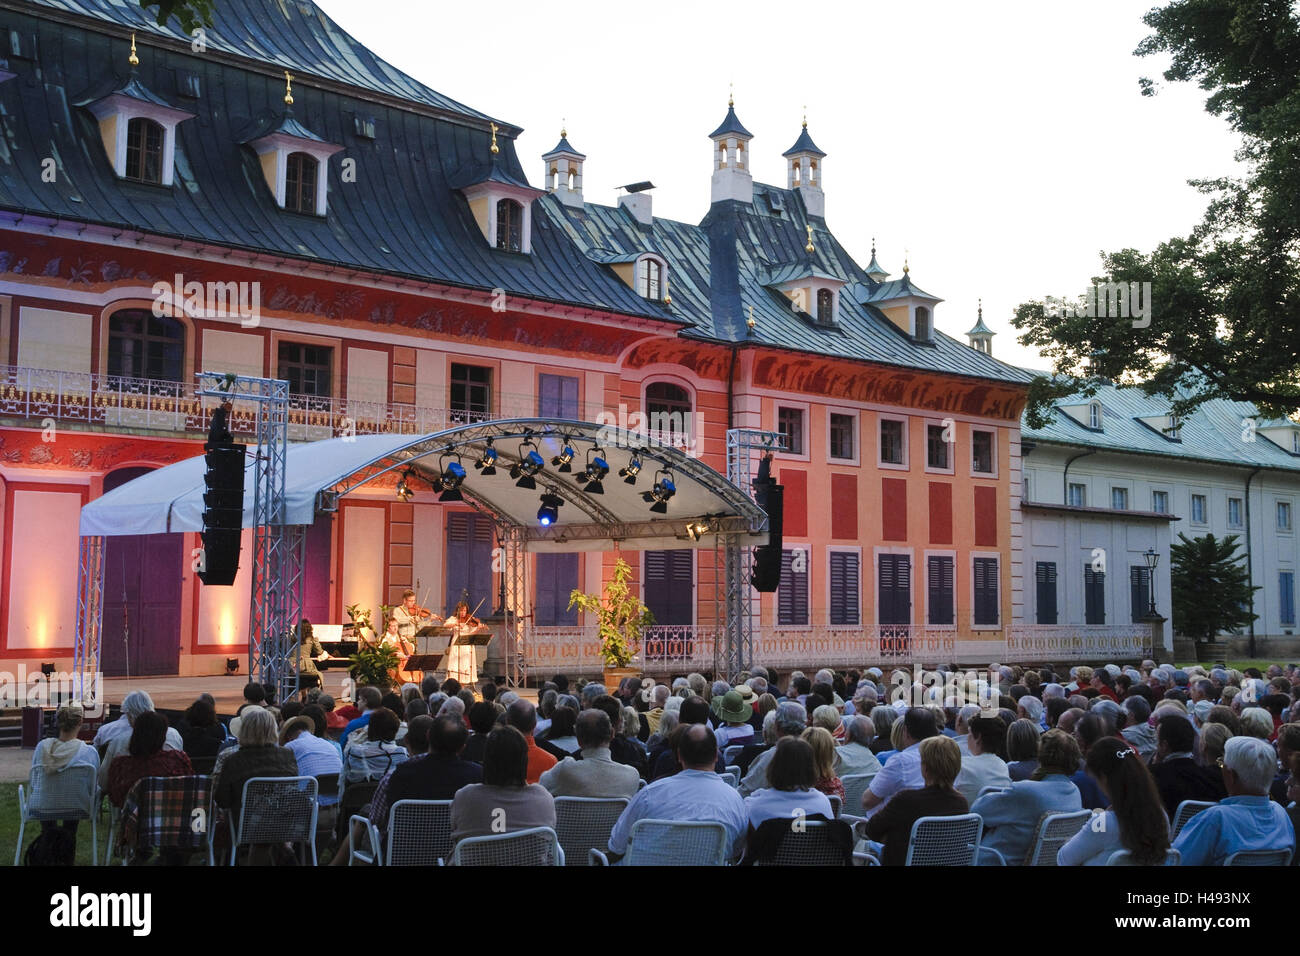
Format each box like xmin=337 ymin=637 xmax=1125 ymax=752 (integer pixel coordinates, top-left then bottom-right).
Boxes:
xmin=445 ymin=599 xmax=481 ymax=687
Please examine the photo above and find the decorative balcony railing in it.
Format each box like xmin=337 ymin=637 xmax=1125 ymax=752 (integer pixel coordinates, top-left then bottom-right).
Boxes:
xmin=524 ymin=623 xmax=1154 ymax=676
xmin=0 ymin=365 xmax=608 ymax=441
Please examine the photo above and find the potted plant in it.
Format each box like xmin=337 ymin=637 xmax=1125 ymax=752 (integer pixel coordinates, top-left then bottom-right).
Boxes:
xmin=348 ymin=641 xmax=400 ymax=692
xmin=567 ymin=557 xmax=655 ymax=687
xmin=344 ymin=603 xmax=374 ymax=643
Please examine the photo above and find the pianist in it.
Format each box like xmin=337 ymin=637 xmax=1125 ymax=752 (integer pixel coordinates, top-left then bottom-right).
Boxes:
xmin=297 ymin=620 xmax=328 ymax=690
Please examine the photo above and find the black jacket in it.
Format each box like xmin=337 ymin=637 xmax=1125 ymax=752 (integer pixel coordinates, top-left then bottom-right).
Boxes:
xmin=1150 ymin=756 xmax=1227 ymax=820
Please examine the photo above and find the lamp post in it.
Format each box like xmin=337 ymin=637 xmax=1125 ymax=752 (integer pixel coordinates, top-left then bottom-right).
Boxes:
xmin=1144 ymin=547 xmax=1159 ymax=616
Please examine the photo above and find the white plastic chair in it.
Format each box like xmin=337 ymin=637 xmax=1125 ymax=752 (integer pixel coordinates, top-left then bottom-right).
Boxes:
xmin=1106 ymin=848 xmax=1181 ymax=866
xmin=350 ymin=799 xmax=455 ymax=866
xmin=1169 ymin=799 xmax=1216 ymax=839
xmin=1224 ymin=848 xmax=1292 ymax=866
xmin=723 ymin=744 xmax=746 ymax=765
xmin=1023 ymin=810 xmax=1093 ymax=866
xmin=903 ymin=813 xmax=984 ymax=866
xmin=15 ymin=764 xmax=98 ymax=866
xmin=228 ymin=776 xmax=319 ymax=866
xmin=591 ymin=818 xmax=729 ymax=866
xmin=554 ymin=796 xmax=630 ymax=867
xmin=449 ymin=826 xmax=564 ymax=865
xmin=840 ymin=772 xmax=877 ymax=813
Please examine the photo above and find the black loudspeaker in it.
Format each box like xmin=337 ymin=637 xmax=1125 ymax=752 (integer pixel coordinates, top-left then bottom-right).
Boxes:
xmin=199 ymin=443 xmax=246 ymax=586
xmin=751 ymin=479 xmax=784 ymax=593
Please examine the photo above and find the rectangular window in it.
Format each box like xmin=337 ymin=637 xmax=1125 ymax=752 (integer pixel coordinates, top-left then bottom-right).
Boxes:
xmin=1152 ymin=490 xmax=1169 ymax=514
xmin=927 ymin=555 xmax=955 ymax=626
xmin=1191 ymin=494 xmax=1207 ymax=524
xmin=1084 ymin=565 xmax=1106 ymax=625
xmin=1279 ymin=501 xmax=1293 ymax=532
xmin=880 ymin=419 xmax=905 ymax=465
xmin=778 ymin=549 xmax=809 ymax=626
xmin=1068 ymin=483 xmax=1086 ymax=508
xmin=1111 ymin=487 xmax=1128 ymax=511
xmin=277 ymin=342 xmax=332 ymax=397
xmin=971 ymin=430 xmax=995 ymax=474
xmin=537 ymin=373 xmax=579 ymax=419
xmin=877 ymin=554 xmax=911 ymax=626
xmin=644 ymin=550 xmax=694 ymax=626
xmin=450 ymin=363 xmax=492 ymax=423
xmin=829 ymin=413 xmax=855 ymax=461
xmin=829 ymin=551 xmax=860 ymax=626
xmin=777 ymin=407 xmax=804 ymax=456
xmin=1282 ymin=571 xmax=1296 ymax=627
xmin=1228 ymin=497 xmax=1243 ymax=529
xmin=1130 ymin=565 xmax=1152 ymax=622
xmin=1035 ymin=561 xmax=1057 ymax=625
xmin=927 ymin=424 xmax=950 ymax=470
xmin=972 ymin=557 xmax=999 ymax=626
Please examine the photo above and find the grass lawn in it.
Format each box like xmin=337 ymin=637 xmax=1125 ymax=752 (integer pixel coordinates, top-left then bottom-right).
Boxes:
xmin=1176 ymin=660 xmax=1294 ymax=672
xmin=0 ymin=781 xmax=99 ymax=866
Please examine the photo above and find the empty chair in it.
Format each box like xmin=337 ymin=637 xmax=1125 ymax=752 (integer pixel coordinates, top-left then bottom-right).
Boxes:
xmin=450 ymin=826 xmax=563 ymax=866
xmin=840 ymin=772 xmax=877 ymax=813
xmin=1106 ymin=848 xmax=1182 ymax=866
xmin=1224 ymin=848 xmax=1292 ymax=866
xmin=382 ymin=799 xmax=454 ymax=866
xmin=750 ymin=818 xmax=854 ymax=866
xmin=592 ymin=818 xmax=729 ymax=866
xmin=15 ymin=764 xmax=98 ymax=867
xmin=228 ymin=776 xmax=318 ymax=866
xmin=1024 ymin=810 xmax=1094 ymax=866
xmin=553 ymin=796 xmax=629 ymax=867
xmin=904 ymin=814 xmax=984 ymax=866
xmin=1169 ymin=800 xmax=1216 ymax=840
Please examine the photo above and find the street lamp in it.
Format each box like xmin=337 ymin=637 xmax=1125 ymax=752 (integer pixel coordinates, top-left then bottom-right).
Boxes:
xmin=1144 ymin=547 xmax=1159 ymax=616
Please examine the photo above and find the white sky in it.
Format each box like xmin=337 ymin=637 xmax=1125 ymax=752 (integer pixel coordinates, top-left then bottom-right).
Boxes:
xmin=317 ymin=0 xmax=1242 ymax=372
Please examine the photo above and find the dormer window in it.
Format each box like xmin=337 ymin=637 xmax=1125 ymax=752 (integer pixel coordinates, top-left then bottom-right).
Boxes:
xmin=496 ymin=199 xmax=524 ymax=252
xmin=285 ymin=151 xmax=318 ymax=214
xmin=915 ymin=306 xmax=933 ymax=342
xmin=1292 ymin=431 xmax=1299 ymax=455
xmin=124 ymin=117 xmax=163 ymax=184
xmin=638 ymin=258 xmax=663 ymax=300
xmin=1088 ymin=401 xmax=1102 ymax=430
xmin=1167 ymin=414 xmax=1181 ymax=441
xmin=817 ymin=289 xmax=834 ymax=325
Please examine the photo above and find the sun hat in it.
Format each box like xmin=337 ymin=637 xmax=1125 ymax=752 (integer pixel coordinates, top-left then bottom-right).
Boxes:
xmin=718 ymin=690 xmax=752 ymax=724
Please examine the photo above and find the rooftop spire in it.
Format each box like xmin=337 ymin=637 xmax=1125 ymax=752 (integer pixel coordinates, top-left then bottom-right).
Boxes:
xmin=805 ymin=224 xmax=815 ymax=254
xmin=128 ymin=32 xmax=139 ymax=69
xmin=283 ymin=71 xmax=293 ymax=107
xmin=490 ymin=121 xmax=499 ymax=155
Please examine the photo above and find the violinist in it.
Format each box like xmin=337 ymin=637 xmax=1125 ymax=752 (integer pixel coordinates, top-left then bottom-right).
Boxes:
xmin=391 ymin=589 xmax=438 ymax=642
xmin=445 ymin=592 xmax=483 ymax=686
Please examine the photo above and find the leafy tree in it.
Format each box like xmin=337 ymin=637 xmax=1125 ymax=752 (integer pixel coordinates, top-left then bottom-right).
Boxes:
xmin=1014 ymin=0 xmax=1300 ymax=429
xmin=140 ymin=0 xmax=215 ymax=33
xmin=1169 ymin=532 xmax=1258 ymax=642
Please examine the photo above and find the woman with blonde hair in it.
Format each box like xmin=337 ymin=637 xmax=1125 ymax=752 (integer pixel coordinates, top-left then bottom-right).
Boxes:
xmin=811 ymin=704 xmax=841 ymax=736
xmin=801 ymin=726 xmax=844 ymax=801
xmin=1197 ymin=722 xmax=1233 ymax=769
xmin=756 ymin=692 xmax=778 ymax=725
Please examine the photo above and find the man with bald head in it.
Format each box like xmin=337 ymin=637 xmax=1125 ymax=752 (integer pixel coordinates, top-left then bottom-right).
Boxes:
xmin=606 ymin=723 xmax=748 ymax=862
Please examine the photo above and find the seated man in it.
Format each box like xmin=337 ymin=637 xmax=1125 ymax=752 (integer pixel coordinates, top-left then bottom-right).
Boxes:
xmin=539 ymin=709 xmax=640 ymax=799
xmin=606 ymin=724 xmax=748 ymax=863
xmin=377 ymin=715 xmax=482 ymax=822
xmin=836 ymin=715 xmax=883 ymax=778
xmin=1149 ymin=712 xmax=1226 ymax=819
xmin=1173 ymin=736 xmax=1296 ymax=865
xmin=861 ymin=708 xmax=939 ymax=819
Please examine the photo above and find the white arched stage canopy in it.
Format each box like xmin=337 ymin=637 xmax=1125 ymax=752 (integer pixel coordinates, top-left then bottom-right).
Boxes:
xmin=76 ymin=419 xmax=774 ymax=691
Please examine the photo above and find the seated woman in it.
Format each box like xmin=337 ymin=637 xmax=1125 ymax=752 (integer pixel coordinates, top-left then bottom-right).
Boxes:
xmin=1057 ymin=736 xmax=1171 ymax=865
xmin=179 ymin=697 xmax=226 ymax=775
xmin=29 ymin=704 xmax=99 ymax=862
xmin=213 ymin=707 xmax=298 ymax=817
xmin=972 ymin=728 xmax=1084 ymax=864
xmin=954 ymin=716 xmax=1012 ymax=806
xmin=1005 ymin=718 xmax=1042 ymax=781
xmin=801 ymin=726 xmax=844 ymax=802
xmin=542 ymin=705 xmax=581 ymax=756
xmin=864 ymin=735 xmax=968 ymax=865
xmin=743 ymin=736 xmax=834 ymax=830
xmin=107 ymin=712 xmax=194 ymax=808
xmin=450 ymin=726 xmax=555 ymax=846
xmin=342 ymin=707 xmax=407 ymax=784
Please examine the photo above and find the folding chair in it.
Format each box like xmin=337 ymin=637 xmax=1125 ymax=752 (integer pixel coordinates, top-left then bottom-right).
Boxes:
xmin=719 ymin=772 xmax=737 ymax=788
xmin=751 ymin=819 xmax=854 ymax=866
xmin=723 ymin=744 xmax=746 ymax=766
xmin=115 ymin=775 xmax=213 ymax=866
xmin=387 ymin=799 xmax=454 ymax=866
xmin=827 ymin=794 xmax=842 ymax=819
xmin=1224 ymin=848 xmax=1292 ymax=866
xmin=554 ymin=796 xmax=630 ymax=867
xmin=1023 ymin=810 xmax=1093 ymax=866
xmin=228 ymin=776 xmax=319 ymax=866
xmin=840 ymin=772 xmax=877 ymax=815
xmin=1169 ymin=799 xmax=1216 ymax=840
xmin=592 ymin=818 xmax=729 ymax=866
xmin=1106 ymin=848 xmax=1181 ymax=865
xmin=449 ymin=826 xmax=564 ymax=865
xmin=903 ymin=813 xmax=983 ymax=866
xmin=15 ymin=764 xmax=98 ymax=866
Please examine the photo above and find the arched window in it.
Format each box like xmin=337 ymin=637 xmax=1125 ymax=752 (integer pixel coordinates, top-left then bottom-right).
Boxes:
xmin=496 ymin=199 xmax=523 ymax=252
xmin=1089 ymin=402 xmax=1102 ymax=430
xmin=637 ymin=258 xmax=663 ymax=300
xmin=645 ymin=381 xmax=692 ymax=446
xmin=915 ymin=306 xmax=933 ymax=341
xmin=125 ymin=118 xmax=164 ymax=184
xmin=107 ymin=309 xmax=184 ymax=382
xmin=816 ymin=289 xmax=834 ymax=325
xmin=285 ymin=152 xmax=318 ymax=214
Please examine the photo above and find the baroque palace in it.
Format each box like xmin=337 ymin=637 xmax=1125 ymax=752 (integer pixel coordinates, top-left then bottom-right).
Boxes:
xmin=0 ymin=0 xmax=1172 ymax=679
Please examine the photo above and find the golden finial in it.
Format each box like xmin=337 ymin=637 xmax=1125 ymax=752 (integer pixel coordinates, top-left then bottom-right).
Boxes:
xmin=561 ymin=118 xmax=567 ymax=139
xmin=728 ymin=82 xmax=734 ymax=108
xmin=283 ymin=71 xmax=294 ymax=107
xmin=747 ymin=305 xmax=756 ymax=330
xmin=805 ymin=224 xmax=815 ymax=254
xmin=490 ymin=122 xmax=500 ymax=155
xmin=664 ymin=277 xmax=672 ymax=307
xmin=802 ymin=105 xmax=808 ymax=129
xmin=903 ymin=249 xmax=910 ymax=274
xmin=128 ymin=32 xmax=139 ymax=69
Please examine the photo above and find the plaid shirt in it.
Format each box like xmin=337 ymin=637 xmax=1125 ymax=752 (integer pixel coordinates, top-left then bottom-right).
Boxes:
xmin=120 ymin=774 xmax=212 ymax=854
